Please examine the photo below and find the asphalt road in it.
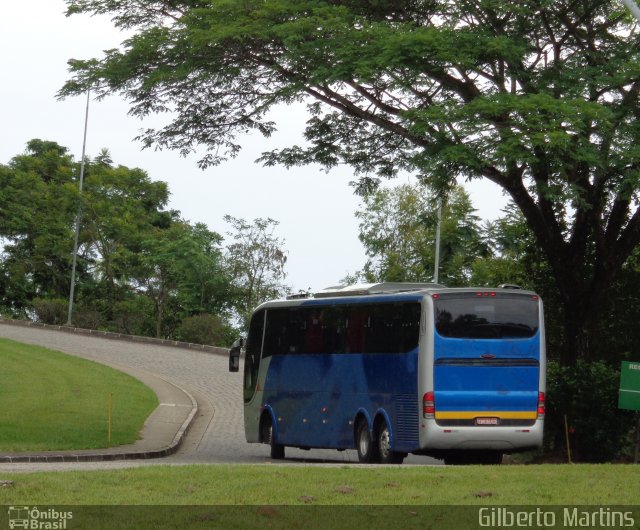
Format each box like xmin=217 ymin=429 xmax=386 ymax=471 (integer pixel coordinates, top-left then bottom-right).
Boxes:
xmin=0 ymin=324 xmax=439 ymax=470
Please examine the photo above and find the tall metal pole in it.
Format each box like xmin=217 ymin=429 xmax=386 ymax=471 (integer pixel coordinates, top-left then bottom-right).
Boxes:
xmin=434 ymin=200 xmax=442 ymax=284
xmin=67 ymin=88 xmax=91 ymax=326
xmin=622 ymin=0 xmax=640 ymax=22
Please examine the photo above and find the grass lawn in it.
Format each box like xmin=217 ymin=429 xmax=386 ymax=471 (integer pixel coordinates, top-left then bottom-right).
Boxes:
xmin=3 ymin=464 xmax=638 ymax=529
xmin=0 ymin=338 xmax=158 ymax=451
xmin=0 ymin=464 xmax=638 ymax=505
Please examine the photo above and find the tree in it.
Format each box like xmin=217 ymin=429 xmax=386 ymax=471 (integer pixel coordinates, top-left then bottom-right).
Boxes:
xmin=223 ymin=215 xmax=288 ymax=327
xmin=127 ymin=219 xmax=233 ymax=338
xmin=0 ymin=140 xmax=77 ymax=312
xmin=61 ymin=1 xmax=640 ymax=364
xmin=355 ymin=183 xmax=488 ymax=285
xmin=0 ymin=140 xmax=236 ymax=344
xmin=80 ymin=156 xmax=172 ymax=315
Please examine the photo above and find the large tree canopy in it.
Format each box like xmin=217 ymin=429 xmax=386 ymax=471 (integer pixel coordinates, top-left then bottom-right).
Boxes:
xmin=61 ymin=0 xmax=640 ymax=363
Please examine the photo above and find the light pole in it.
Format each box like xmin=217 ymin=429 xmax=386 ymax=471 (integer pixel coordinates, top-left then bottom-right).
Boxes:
xmin=67 ymin=88 xmax=91 ymax=326
xmin=434 ymin=199 xmax=442 ymax=284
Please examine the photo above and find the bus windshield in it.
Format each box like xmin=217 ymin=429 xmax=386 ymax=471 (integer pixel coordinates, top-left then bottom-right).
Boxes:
xmin=434 ymin=294 xmax=539 ymax=339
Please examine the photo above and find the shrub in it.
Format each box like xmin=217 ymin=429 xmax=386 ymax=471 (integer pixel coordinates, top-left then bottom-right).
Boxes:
xmin=544 ymin=360 xmax=635 ymax=462
xmin=32 ymin=298 xmax=67 ymax=325
xmin=71 ymin=307 xmax=105 ymax=330
xmin=175 ymin=314 xmax=235 ymax=346
xmin=112 ymin=297 xmax=156 ymax=337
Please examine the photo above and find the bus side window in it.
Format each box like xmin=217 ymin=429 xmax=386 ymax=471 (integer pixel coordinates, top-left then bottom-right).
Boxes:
xmin=323 ymin=305 xmax=347 ymax=354
xmin=366 ymin=304 xmax=389 ymax=353
xmin=303 ymin=308 xmax=325 ymax=353
xmin=364 ymin=303 xmax=420 ymax=354
xmin=347 ymin=307 xmax=367 ymax=353
xmin=287 ymin=308 xmax=306 ymax=354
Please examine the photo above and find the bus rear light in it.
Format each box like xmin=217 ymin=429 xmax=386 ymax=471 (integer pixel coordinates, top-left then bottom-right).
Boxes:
xmin=423 ymin=391 xmax=435 ymax=419
xmin=537 ymin=391 xmax=545 ymax=417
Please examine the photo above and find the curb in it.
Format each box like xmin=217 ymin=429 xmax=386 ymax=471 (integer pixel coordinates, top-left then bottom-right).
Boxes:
xmin=0 ymin=362 xmax=199 ymax=464
xmin=0 ymin=318 xmax=229 ymax=356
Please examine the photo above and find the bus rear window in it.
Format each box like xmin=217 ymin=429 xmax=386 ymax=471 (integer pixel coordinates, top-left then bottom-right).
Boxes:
xmin=435 ymin=295 xmax=539 ymax=339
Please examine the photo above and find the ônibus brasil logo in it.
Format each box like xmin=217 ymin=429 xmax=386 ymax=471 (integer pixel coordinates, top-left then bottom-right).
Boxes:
xmin=7 ymin=507 xmax=73 ymax=530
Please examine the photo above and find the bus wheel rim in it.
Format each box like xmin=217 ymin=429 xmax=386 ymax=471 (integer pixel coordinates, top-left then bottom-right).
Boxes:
xmin=379 ymin=428 xmax=391 ymax=458
xmin=359 ymin=427 xmax=369 ymax=455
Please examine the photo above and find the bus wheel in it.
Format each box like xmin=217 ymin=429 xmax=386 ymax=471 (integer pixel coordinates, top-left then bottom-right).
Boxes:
xmin=355 ymin=420 xmax=378 ymax=463
xmin=262 ymin=416 xmax=285 ymax=460
xmin=377 ymin=424 xmax=406 ymax=465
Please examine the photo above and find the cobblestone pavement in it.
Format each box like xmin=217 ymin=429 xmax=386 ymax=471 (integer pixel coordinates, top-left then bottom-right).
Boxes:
xmin=0 ymin=324 xmax=438 ymax=470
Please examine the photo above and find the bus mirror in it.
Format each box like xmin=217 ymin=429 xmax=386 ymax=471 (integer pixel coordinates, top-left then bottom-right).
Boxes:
xmin=229 ymin=338 xmax=244 ymax=372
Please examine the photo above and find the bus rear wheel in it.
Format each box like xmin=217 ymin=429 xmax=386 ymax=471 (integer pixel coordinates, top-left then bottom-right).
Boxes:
xmin=355 ymin=420 xmax=379 ymax=463
xmin=262 ymin=416 xmax=285 ymax=460
xmin=377 ymin=424 xmax=406 ymax=464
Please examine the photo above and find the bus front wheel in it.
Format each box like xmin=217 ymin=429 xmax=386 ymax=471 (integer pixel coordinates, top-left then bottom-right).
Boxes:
xmin=262 ymin=415 xmax=285 ymax=460
xmin=355 ymin=420 xmax=379 ymax=463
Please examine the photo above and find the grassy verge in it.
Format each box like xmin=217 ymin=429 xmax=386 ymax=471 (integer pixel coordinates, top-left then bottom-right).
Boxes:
xmin=0 ymin=464 xmax=638 ymax=505
xmin=0 ymin=338 xmax=158 ymax=451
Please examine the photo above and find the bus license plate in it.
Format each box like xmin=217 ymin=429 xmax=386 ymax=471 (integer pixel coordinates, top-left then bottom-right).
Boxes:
xmin=476 ymin=417 xmax=499 ymax=426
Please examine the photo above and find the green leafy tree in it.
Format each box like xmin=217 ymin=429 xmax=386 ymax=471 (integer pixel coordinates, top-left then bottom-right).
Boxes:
xmin=223 ymin=215 xmax=289 ymax=328
xmin=80 ymin=157 xmax=172 ymax=315
xmin=60 ymin=1 xmax=640 ymax=364
xmin=0 ymin=141 xmax=236 ymax=345
xmin=133 ymin=220 xmax=232 ymax=338
xmin=355 ymin=183 xmax=488 ymax=285
xmin=0 ymin=140 xmax=77 ymax=313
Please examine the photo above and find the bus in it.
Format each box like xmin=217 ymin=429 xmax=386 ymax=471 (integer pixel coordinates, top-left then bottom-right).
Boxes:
xmin=228 ymin=282 xmax=545 ymax=464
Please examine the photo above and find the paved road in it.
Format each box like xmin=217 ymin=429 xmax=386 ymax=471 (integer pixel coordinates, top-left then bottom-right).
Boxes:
xmin=0 ymin=324 xmax=438 ymax=470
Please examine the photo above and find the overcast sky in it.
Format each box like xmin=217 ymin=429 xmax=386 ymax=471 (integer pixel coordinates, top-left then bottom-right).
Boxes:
xmin=0 ymin=0 xmax=508 ymax=294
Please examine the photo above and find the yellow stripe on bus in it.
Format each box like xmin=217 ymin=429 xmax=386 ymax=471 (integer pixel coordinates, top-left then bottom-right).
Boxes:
xmin=435 ymin=411 xmax=538 ymax=420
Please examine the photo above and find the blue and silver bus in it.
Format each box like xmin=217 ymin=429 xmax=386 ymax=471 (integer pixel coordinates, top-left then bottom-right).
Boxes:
xmin=229 ymin=282 xmax=545 ymax=464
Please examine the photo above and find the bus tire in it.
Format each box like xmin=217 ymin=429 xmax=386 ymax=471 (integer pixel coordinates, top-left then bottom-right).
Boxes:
xmin=377 ymin=424 xmax=406 ymax=464
xmin=355 ymin=419 xmax=379 ymax=463
xmin=262 ymin=415 xmax=285 ymax=460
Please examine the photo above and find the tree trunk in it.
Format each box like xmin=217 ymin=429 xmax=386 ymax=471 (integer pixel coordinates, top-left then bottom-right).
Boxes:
xmin=561 ymin=310 xmax=591 ymax=366
xmin=557 ymin=274 xmax=608 ymax=366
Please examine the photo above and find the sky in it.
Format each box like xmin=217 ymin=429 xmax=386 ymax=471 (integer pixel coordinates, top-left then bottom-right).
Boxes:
xmin=0 ymin=0 xmax=508 ymax=294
